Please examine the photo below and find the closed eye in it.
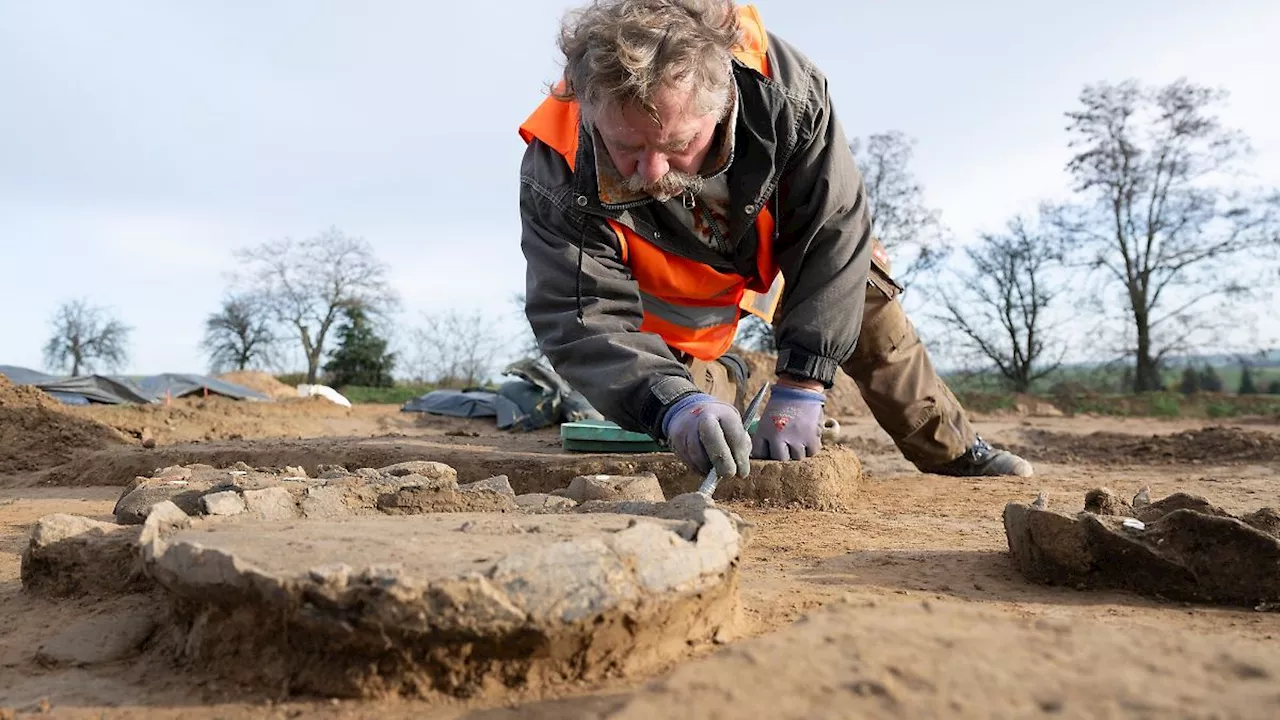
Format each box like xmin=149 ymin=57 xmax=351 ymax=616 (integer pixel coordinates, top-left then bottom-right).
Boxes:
xmin=665 ymin=135 xmax=698 ymax=154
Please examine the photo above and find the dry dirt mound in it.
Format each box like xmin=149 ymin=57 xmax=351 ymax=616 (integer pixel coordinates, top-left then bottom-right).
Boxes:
xmin=70 ymin=394 xmax=353 ymax=446
xmin=739 ymin=351 xmax=869 ymax=418
xmin=216 ymin=371 xmax=296 ymax=400
xmin=0 ymin=374 xmax=59 ymax=410
xmin=1012 ymin=426 xmax=1280 ymax=466
xmin=0 ymin=376 xmax=129 ymax=475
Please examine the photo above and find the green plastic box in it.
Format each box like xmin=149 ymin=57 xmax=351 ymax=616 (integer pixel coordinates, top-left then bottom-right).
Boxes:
xmin=559 ymin=418 xmax=760 ymax=453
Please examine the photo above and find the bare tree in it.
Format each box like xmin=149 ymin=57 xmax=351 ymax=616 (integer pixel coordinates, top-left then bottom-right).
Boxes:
xmin=511 ymin=293 xmax=544 ymax=360
xmin=201 ymin=294 xmax=275 ymax=373
xmin=411 ymin=309 xmax=503 ymax=388
xmin=43 ymin=299 xmax=131 ymax=376
xmin=933 ymin=215 xmax=1066 ymax=392
xmin=1054 ymin=79 xmax=1280 ymax=392
xmin=851 ymin=131 xmax=952 ymax=285
xmin=234 ymin=227 xmax=398 ymax=384
xmin=733 ymin=315 xmax=776 ymax=354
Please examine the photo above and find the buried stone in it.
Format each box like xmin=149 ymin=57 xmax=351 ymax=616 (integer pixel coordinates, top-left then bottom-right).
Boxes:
xmin=242 ymin=487 xmax=299 ymax=521
xmin=377 ymin=461 xmax=458 ymax=480
xmin=22 ymin=514 xmax=147 ymax=598
xmin=546 ymin=447 xmax=866 ymax=511
xmin=458 ymin=475 xmax=515 ymax=497
xmin=201 ymin=490 xmax=246 ymax=516
xmin=554 ymin=473 xmax=666 ymax=504
xmin=113 ymin=464 xmax=284 ymax=524
xmin=112 ymin=461 xmax=521 ymax=523
xmin=142 ymin=506 xmax=745 ymax=699
xmin=514 ymin=493 xmax=578 ymax=514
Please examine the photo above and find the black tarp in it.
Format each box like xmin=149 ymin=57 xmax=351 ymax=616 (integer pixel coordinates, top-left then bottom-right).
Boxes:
xmin=501 ymin=358 xmax=604 ymax=429
xmin=401 ymin=390 xmax=500 ymax=417
xmin=495 ymin=379 xmax=558 ymax=431
xmin=15 ymin=374 xmax=154 ymax=404
xmin=399 ymin=359 xmax=603 ymax=431
xmin=0 ymin=366 xmax=267 ymax=405
xmin=401 ymin=389 xmax=528 ymax=426
xmin=0 ymin=366 xmax=56 ymax=385
xmin=131 ymin=374 xmax=268 ymax=402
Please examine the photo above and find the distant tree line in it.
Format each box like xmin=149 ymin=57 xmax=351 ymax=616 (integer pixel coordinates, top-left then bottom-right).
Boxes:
xmin=1178 ymin=364 xmax=1280 ymax=396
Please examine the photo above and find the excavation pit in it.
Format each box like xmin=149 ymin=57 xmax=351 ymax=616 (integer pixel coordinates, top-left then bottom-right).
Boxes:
xmin=46 ymin=438 xmax=866 ymax=510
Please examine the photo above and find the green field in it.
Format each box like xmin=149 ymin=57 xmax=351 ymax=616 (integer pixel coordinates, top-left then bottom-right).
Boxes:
xmin=338 ymin=384 xmax=439 ymax=405
xmin=944 ymin=364 xmax=1280 ymax=396
xmin=939 ymin=362 xmax=1280 ymax=419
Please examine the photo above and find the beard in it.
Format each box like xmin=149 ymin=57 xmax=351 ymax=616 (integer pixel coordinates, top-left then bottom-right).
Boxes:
xmin=628 ymin=169 xmax=705 ymax=203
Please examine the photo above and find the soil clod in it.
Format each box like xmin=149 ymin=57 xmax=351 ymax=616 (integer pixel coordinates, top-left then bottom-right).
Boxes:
xmin=1006 ymin=488 xmax=1280 ymax=606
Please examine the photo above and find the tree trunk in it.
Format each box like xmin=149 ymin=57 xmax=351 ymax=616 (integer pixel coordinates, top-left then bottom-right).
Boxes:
xmin=1134 ymin=323 xmax=1163 ymax=392
xmin=1013 ymin=373 xmax=1031 ymax=394
xmin=306 ymin=353 xmax=320 ymax=385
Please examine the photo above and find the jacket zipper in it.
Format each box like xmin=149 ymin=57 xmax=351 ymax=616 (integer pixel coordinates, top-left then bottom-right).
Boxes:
xmin=699 ymin=204 xmax=731 ymax=255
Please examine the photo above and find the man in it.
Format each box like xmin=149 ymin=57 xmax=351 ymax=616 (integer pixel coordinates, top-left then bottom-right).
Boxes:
xmin=519 ymin=0 xmax=1031 ymax=481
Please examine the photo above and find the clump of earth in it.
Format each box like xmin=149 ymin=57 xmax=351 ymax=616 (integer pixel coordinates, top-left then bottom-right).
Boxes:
xmin=1004 ymin=486 xmax=1280 ymax=606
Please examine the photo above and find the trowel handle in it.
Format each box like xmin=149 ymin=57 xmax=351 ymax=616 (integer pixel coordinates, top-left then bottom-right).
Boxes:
xmin=697 ymin=467 xmax=719 ymax=497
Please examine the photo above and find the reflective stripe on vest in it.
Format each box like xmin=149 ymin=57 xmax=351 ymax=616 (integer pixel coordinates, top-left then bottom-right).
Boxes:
xmin=519 ymin=4 xmax=784 ymax=361
xmin=639 ymin=291 xmax=743 ymax=329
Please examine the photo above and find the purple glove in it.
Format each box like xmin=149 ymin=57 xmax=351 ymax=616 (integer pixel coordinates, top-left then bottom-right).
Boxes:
xmin=662 ymin=393 xmax=751 ymax=478
xmin=752 ymin=385 xmax=825 ymax=461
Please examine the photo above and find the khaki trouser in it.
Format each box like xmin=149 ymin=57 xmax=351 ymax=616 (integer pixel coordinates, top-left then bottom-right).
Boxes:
xmin=685 ymin=255 xmax=976 ymax=471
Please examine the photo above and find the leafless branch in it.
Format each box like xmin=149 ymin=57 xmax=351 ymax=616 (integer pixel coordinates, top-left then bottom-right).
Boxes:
xmin=850 ymin=131 xmax=953 ymax=286
xmin=1055 ymin=78 xmax=1280 ymax=391
xmin=201 ymin=293 xmax=277 ymax=373
xmin=411 ymin=309 xmax=504 ymax=388
xmin=43 ymin=298 xmax=131 ymax=376
xmin=930 ymin=214 xmax=1067 ymax=392
xmin=232 ymin=227 xmax=399 ymax=384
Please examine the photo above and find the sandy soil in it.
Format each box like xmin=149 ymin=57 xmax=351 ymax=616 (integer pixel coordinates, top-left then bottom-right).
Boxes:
xmin=1 ymin=402 xmax=1279 ymax=717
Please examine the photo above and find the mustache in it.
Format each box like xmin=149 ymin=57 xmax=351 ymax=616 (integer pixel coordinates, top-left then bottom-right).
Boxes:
xmin=628 ymin=170 xmax=705 ymax=202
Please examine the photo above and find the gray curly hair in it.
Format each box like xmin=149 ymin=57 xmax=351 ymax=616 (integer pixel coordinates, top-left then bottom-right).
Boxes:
xmin=554 ymin=0 xmax=741 ymax=124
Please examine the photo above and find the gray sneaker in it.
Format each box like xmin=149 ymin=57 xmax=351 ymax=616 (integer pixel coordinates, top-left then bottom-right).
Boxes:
xmin=930 ymin=436 xmax=1034 ymax=478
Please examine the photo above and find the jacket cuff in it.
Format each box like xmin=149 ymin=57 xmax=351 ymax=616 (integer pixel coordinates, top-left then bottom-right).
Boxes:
xmin=640 ymin=375 xmax=702 ymax=439
xmin=775 ymin=347 xmax=840 ymax=389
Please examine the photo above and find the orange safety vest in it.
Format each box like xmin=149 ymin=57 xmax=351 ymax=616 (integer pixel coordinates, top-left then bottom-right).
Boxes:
xmin=518 ymin=4 xmax=785 ymax=361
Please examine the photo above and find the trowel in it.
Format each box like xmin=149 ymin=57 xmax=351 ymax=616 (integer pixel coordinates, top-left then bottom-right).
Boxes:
xmin=697 ymin=384 xmax=770 ymax=499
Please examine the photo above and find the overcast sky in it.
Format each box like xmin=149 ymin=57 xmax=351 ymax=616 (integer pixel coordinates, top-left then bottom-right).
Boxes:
xmin=2 ymin=0 xmax=1278 ymax=375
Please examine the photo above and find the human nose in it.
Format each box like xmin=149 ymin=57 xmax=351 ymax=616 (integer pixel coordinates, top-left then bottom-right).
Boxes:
xmin=638 ymin=152 xmax=669 ymax=184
